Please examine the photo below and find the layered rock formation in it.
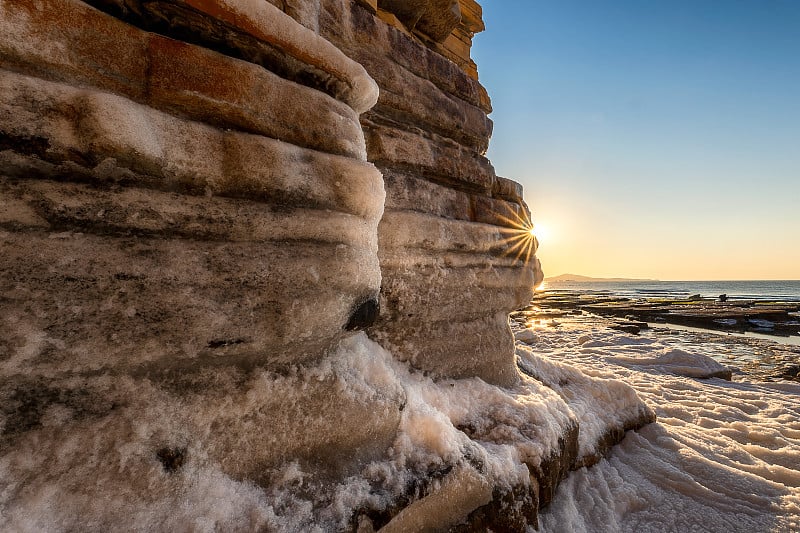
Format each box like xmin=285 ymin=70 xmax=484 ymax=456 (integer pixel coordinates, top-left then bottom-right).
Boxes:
xmin=0 ymin=1 xmax=650 ymax=531
xmin=316 ymin=0 xmax=542 ymax=386
xmin=1 ymin=0 xmax=395 ymax=489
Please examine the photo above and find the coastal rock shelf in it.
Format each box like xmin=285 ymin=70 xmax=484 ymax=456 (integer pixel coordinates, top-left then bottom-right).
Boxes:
xmin=1 ymin=1 xmax=652 ymax=530
xmin=519 ymin=293 xmax=800 ymax=383
xmin=531 ymin=293 xmax=800 ymax=338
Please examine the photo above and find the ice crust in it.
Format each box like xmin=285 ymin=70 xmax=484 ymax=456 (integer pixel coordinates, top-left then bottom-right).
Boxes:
xmin=0 ymin=330 xmax=650 ymax=531
xmin=528 ymin=321 xmax=800 ymax=532
xmin=8 ymin=310 xmax=792 ymax=532
xmin=5 ymin=308 xmax=795 ymax=532
xmin=606 ymin=348 xmax=733 ymax=379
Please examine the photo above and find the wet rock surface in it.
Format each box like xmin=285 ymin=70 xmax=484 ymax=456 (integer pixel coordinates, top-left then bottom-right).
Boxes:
xmin=518 ymin=293 xmax=800 ymax=384
xmin=532 ymin=292 xmax=800 ymax=338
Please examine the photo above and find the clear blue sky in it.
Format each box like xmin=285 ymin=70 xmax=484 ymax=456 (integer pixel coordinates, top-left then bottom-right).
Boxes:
xmin=473 ymin=1 xmax=800 ymax=280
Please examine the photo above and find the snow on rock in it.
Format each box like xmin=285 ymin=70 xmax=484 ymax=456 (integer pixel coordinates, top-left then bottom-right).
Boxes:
xmin=515 ymin=329 xmax=539 ymax=344
xmin=0 ymin=331 xmax=653 ymax=531
xmin=0 ymin=0 xmax=655 ymax=529
xmin=517 ymin=344 xmax=655 ymax=467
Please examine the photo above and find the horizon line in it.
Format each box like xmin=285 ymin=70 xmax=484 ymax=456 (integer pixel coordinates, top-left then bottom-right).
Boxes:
xmin=545 ymin=274 xmax=800 ymax=283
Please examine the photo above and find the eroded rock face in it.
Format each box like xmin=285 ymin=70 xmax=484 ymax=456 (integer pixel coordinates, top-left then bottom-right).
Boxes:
xmin=378 ymin=0 xmax=462 ymax=42
xmin=0 ymin=0 xmax=388 ymax=479
xmin=318 ymin=0 xmax=542 ymax=386
xmin=0 ymin=1 xmax=648 ymax=531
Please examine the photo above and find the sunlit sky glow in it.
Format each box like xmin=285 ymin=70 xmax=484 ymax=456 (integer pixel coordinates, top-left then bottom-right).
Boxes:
xmin=473 ymin=1 xmax=800 ymax=281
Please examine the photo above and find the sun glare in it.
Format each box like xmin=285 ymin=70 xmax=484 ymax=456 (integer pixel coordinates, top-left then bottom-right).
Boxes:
xmin=490 ymin=204 xmax=545 ymax=266
xmin=529 ymin=224 xmax=548 ymax=242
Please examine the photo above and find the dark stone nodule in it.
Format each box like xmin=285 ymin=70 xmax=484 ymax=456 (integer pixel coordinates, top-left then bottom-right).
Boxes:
xmin=609 ymin=322 xmax=647 ymax=335
xmin=0 ymin=134 xmax=51 ymax=159
xmin=206 ymin=338 xmax=247 ymax=349
xmin=345 ymin=298 xmax=380 ymax=331
xmin=156 ymin=447 xmax=186 ymax=473
xmin=778 ymin=365 xmax=800 ymax=381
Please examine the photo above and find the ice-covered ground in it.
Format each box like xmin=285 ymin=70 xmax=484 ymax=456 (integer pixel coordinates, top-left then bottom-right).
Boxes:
xmin=516 ymin=316 xmax=800 ymax=532
xmin=0 ymin=330 xmax=649 ymax=532
xmin=3 ymin=313 xmax=798 ymax=531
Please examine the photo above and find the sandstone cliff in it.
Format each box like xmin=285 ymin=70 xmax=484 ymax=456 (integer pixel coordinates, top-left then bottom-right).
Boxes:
xmin=0 ymin=1 xmax=651 ymax=530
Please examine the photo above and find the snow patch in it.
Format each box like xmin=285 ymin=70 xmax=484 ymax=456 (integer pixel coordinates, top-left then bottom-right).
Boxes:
xmin=516 ymin=317 xmax=800 ymax=532
xmin=606 ymin=348 xmax=732 ymax=379
xmin=514 ymin=329 xmax=538 ymax=344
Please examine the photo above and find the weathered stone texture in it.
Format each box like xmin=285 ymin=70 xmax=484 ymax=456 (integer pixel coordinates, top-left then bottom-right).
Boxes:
xmin=83 ymin=0 xmax=379 ymax=113
xmin=0 ymin=1 xmax=649 ymax=530
xmin=1 ymin=0 xmax=368 ymax=159
xmin=321 ymin=1 xmax=491 ymax=112
xmin=0 ymin=0 xmax=387 ymax=484
xmin=314 ymin=0 xmax=541 ymax=388
xmin=375 ymin=0 xmax=483 ymax=78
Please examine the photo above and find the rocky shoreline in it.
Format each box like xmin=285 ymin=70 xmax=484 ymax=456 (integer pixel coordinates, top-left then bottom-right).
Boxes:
xmin=513 ymin=292 xmax=800 ymax=383
xmin=530 ymin=292 xmax=800 ymax=337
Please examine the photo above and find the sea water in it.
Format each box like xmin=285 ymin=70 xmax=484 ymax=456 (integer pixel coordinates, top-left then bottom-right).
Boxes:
xmin=541 ymin=280 xmax=800 ymax=301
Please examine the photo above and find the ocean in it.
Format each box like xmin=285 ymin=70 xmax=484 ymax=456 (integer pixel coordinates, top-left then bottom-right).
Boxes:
xmin=540 ymin=279 xmax=800 ymax=301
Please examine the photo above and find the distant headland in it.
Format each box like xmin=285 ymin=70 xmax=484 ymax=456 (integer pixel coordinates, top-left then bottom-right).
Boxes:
xmin=546 ymin=273 xmax=660 ymax=282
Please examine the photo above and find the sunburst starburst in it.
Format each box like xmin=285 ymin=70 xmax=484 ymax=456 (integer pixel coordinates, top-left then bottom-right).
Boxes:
xmin=491 ymin=203 xmax=541 ymax=266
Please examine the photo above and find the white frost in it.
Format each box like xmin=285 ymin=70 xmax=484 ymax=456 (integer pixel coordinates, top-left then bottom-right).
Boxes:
xmin=0 ymin=331 xmax=648 ymax=531
xmin=521 ymin=317 xmax=800 ymax=532
xmin=606 ymin=348 xmax=732 ymax=379
xmin=9 ymin=310 xmax=787 ymax=531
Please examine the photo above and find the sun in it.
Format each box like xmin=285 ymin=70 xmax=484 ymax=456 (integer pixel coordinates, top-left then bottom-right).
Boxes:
xmin=529 ymin=224 xmax=548 ymax=242
xmin=489 ymin=204 xmax=545 ymax=266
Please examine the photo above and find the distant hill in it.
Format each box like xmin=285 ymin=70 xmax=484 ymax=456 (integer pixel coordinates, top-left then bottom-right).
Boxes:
xmin=545 ymin=273 xmax=659 ymax=283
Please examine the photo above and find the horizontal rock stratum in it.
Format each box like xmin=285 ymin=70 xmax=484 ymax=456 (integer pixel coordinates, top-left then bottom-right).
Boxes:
xmin=0 ymin=1 xmax=653 ymax=530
